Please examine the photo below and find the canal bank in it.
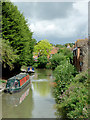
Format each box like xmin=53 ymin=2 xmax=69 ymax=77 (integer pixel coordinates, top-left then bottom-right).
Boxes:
xmin=2 ymin=69 xmax=57 ymax=118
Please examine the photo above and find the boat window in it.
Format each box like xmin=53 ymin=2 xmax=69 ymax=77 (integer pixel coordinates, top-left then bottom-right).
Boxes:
xmin=6 ymin=80 xmax=15 ymax=88
xmin=14 ymin=80 xmax=19 ymax=88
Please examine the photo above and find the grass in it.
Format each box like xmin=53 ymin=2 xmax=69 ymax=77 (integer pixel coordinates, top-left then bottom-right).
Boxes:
xmin=0 ymin=80 xmax=6 ymax=83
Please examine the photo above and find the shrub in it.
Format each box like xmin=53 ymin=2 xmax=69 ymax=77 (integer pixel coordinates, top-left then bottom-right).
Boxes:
xmin=37 ymin=55 xmax=48 ymax=68
xmin=54 ymin=70 xmax=88 ymax=118
xmin=53 ymin=61 xmax=77 ymax=102
xmin=50 ymin=53 xmax=66 ymax=69
xmin=0 ymin=80 xmax=6 ymax=83
xmin=56 ymin=82 xmax=88 ymax=118
xmin=46 ymin=62 xmax=51 ymax=69
xmin=58 ymin=47 xmax=73 ymax=59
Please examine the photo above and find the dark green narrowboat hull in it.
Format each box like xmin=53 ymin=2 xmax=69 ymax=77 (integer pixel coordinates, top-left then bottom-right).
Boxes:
xmin=4 ymin=79 xmax=30 ymax=94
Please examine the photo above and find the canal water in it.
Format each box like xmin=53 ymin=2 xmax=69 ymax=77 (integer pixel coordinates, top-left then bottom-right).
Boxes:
xmin=2 ymin=69 xmax=56 ymax=118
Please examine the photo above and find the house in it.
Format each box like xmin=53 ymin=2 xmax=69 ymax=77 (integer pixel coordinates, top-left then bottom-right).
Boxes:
xmin=73 ymin=38 xmax=88 ymax=72
xmin=67 ymin=44 xmax=71 ymax=48
xmin=47 ymin=47 xmax=59 ymax=59
xmin=33 ymin=55 xmax=38 ymax=61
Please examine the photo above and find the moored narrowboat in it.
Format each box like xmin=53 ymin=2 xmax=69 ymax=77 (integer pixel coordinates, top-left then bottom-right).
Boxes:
xmin=4 ymin=73 xmax=30 ymax=94
xmin=27 ymin=66 xmax=35 ymax=73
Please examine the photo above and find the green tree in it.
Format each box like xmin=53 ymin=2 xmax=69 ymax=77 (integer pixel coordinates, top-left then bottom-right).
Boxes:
xmin=58 ymin=48 xmax=72 ymax=58
xmin=2 ymin=1 xmax=34 ymax=67
xmin=34 ymin=39 xmax=52 ymax=56
xmin=37 ymin=55 xmax=48 ymax=68
xmin=50 ymin=53 xmax=66 ymax=69
xmin=0 ymin=39 xmax=18 ymax=70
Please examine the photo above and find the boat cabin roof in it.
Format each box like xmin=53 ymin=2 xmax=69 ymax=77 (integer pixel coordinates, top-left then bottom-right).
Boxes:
xmin=8 ymin=73 xmax=29 ymax=81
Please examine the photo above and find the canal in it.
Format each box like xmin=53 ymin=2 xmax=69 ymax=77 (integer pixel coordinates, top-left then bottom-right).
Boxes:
xmin=2 ymin=69 xmax=56 ymax=118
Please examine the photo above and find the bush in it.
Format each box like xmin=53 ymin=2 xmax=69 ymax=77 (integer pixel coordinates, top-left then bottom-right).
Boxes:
xmin=46 ymin=62 xmax=51 ymax=69
xmin=58 ymin=47 xmax=73 ymax=59
xmin=53 ymin=61 xmax=77 ymax=102
xmin=54 ymin=70 xmax=88 ymax=118
xmin=37 ymin=55 xmax=48 ymax=68
xmin=56 ymin=82 xmax=88 ymax=118
xmin=0 ymin=80 xmax=6 ymax=83
xmin=50 ymin=53 xmax=66 ymax=69
xmin=33 ymin=63 xmax=38 ymax=68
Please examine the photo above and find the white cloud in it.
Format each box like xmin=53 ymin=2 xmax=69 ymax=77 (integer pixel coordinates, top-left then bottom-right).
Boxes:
xmin=12 ymin=1 xmax=88 ymax=43
xmin=30 ymin=1 xmax=88 ymax=40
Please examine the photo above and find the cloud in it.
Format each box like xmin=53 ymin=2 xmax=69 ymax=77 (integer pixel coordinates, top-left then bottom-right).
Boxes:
xmin=14 ymin=2 xmax=73 ymax=20
xmin=30 ymin=1 xmax=88 ymax=39
xmin=13 ymin=1 xmax=88 ymax=44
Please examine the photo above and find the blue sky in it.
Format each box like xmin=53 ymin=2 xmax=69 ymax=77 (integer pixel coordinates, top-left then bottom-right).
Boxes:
xmin=11 ymin=0 xmax=88 ymax=45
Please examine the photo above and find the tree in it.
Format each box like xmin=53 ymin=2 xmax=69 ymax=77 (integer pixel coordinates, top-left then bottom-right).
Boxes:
xmin=58 ymin=47 xmax=72 ymax=59
xmin=37 ymin=55 xmax=48 ymax=68
xmin=50 ymin=53 xmax=66 ymax=69
xmin=34 ymin=39 xmax=52 ymax=57
xmin=2 ymin=1 xmax=35 ymax=67
xmin=0 ymin=39 xmax=18 ymax=70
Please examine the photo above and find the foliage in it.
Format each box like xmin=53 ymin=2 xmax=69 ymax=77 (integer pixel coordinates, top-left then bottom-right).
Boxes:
xmin=0 ymin=80 xmax=6 ymax=83
xmin=33 ymin=62 xmax=38 ymax=68
xmin=37 ymin=55 xmax=48 ymax=68
xmin=72 ymin=70 xmax=88 ymax=85
xmin=56 ymin=82 xmax=88 ymax=118
xmin=53 ymin=61 xmax=76 ymax=101
xmin=46 ymin=62 xmax=52 ymax=69
xmin=53 ymin=64 xmax=88 ymax=118
xmin=50 ymin=53 xmax=66 ymax=69
xmin=0 ymin=39 xmax=18 ymax=70
xmin=56 ymin=73 xmax=88 ymax=118
xmin=58 ymin=47 xmax=73 ymax=59
xmin=2 ymin=2 xmax=35 ymax=67
xmin=34 ymin=39 xmax=52 ymax=56
xmin=64 ymin=43 xmax=74 ymax=47
xmin=55 ymin=44 xmax=64 ymax=48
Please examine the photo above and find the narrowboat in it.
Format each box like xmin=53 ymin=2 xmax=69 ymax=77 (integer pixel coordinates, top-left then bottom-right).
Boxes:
xmin=27 ymin=66 xmax=35 ymax=73
xmin=4 ymin=73 xmax=30 ymax=94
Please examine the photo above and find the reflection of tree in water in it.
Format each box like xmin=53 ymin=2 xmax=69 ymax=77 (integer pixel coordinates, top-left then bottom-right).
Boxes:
xmin=2 ymin=85 xmax=34 ymax=118
xmin=55 ymin=107 xmax=67 ymax=119
xmin=34 ymin=69 xmax=53 ymax=80
xmin=32 ymin=81 xmax=50 ymax=96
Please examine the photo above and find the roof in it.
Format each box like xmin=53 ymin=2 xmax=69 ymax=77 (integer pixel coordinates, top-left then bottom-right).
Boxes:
xmin=50 ymin=47 xmax=58 ymax=54
xmin=8 ymin=73 xmax=28 ymax=81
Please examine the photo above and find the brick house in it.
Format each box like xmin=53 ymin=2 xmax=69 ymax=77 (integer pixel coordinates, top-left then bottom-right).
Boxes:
xmin=73 ymin=38 xmax=88 ymax=72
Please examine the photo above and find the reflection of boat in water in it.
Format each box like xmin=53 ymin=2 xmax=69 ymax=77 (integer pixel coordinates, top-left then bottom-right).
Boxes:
xmin=4 ymin=73 xmax=30 ymax=94
xmin=2 ymin=84 xmax=34 ymax=118
xmin=5 ymin=84 xmax=31 ymax=106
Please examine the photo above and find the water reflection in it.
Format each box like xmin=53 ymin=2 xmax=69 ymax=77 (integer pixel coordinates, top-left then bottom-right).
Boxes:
xmin=5 ymin=87 xmax=30 ymax=106
xmin=31 ymin=69 xmax=53 ymax=97
xmin=2 ymin=84 xmax=34 ymax=118
xmin=2 ymin=69 xmax=56 ymax=118
xmin=31 ymin=69 xmax=53 ymax=80
xmin=32 ymin=81 xmax=50 ymax=96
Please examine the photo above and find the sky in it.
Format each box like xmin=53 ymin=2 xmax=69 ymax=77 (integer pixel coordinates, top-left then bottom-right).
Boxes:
xmin=11 ymin=0 xmax=88 ymax=45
